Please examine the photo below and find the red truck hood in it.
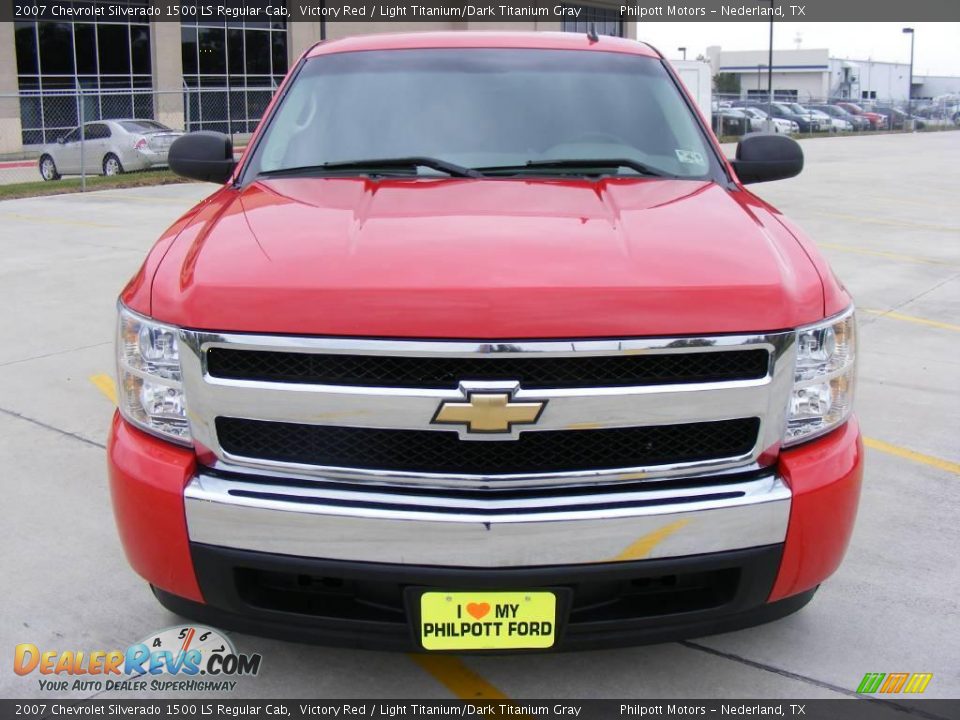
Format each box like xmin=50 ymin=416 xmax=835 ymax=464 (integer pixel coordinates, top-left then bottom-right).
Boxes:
xmin=150 ymin=177 xmax=824 ymax=337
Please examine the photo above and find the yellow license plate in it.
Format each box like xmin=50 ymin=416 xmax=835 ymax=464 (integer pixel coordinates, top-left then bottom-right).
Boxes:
xmin=419 ymin=591 xmax=556 ymax=651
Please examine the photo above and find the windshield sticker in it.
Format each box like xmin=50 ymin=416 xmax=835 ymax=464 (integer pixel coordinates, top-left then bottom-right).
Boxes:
xmin=675 ymin=149 xmax=705 ymax=165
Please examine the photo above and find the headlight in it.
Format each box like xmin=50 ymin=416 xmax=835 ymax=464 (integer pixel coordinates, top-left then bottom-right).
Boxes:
xmin=116 ymin=304 xmax=191 ymax=444
xmin=784 ymin=307 xmax=857 ymax=446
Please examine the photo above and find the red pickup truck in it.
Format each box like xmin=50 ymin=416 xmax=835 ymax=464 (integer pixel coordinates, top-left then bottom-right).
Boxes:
xmin=835 ymin=102 xmax=889 ymax=130
xmin=109 ymin=32 xmax=862 ymax=652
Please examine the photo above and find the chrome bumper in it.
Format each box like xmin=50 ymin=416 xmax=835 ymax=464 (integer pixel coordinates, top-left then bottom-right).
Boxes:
xmin=184 ymin=472 xmax=791 ymax=567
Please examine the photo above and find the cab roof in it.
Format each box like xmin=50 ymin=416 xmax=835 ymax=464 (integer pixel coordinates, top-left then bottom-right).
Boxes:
xmin=306 ymin=31 xmax=660 ymax=59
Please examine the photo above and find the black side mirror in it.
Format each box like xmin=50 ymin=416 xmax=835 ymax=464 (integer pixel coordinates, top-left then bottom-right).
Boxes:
xmin=168 ymin=131 xmax=236 ymax=184
xmin=730 ymin=133 xmax=803 ymax=185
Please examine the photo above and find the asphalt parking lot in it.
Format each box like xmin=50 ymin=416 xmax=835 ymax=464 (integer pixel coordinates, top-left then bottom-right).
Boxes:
xmin=1 ymin=131 xmax=958 ymax=703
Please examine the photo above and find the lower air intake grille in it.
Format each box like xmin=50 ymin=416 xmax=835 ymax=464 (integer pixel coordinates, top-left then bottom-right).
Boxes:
xmin=215 ymin=417 xmax=761 ymax=475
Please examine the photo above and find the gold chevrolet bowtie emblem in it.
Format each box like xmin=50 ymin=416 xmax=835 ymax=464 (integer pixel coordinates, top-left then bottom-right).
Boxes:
xmin=432 ymin=393 xmax=547 ymax=434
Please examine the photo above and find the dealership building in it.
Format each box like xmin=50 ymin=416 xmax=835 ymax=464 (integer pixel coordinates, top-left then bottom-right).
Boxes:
xmin=0 ymin=2 xmax=633 ymax=153
xmin=707 ymin=46 xmax=960 ymax=103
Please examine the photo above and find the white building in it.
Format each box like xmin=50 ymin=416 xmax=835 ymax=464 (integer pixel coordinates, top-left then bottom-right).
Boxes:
xmin=916 ymin=75 xmax=960 ymax=98
xmin=704 ymin=46 xmax=947 ymax=103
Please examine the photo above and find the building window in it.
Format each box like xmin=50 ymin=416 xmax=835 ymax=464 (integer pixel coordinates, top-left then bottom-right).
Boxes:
xmin=181 ymin=20 xmax=288 ymax=134
xmin=14 ymin=3 xmax=152 ymax=145
xmin=861 ymin=90 xmax=877 ymax=99
xmin=561 ymin=4 xmax=624 ymax=37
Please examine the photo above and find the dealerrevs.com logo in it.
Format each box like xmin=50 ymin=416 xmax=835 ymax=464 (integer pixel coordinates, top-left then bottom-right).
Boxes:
xmin=14 ymin=625 xmax=262 ymax=693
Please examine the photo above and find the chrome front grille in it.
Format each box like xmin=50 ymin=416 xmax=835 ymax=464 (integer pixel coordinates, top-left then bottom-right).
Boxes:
xmin=178 ymin=332 xmax=796 ymax=489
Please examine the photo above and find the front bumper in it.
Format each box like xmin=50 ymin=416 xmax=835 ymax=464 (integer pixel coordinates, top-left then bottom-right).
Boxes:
xmin=153 ymin=544 xmax=816 ymax=652
xmin=108 ymin=414 xmax=863 ymax=648
xmin=183 ymin=471 xmax=791 ymax=567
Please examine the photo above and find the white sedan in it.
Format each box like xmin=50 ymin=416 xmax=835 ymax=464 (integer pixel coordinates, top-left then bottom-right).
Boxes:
xmin=738 ymin=107 xmax=799 ymax=134
xmin=38 ymin=119 xmax=184 ymax=181
xmin=809 ymin=109 xmax=853 ymax=132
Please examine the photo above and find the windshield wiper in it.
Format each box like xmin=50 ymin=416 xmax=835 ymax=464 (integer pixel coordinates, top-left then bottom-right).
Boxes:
xmin=258 ymin=156 xmax=484 ymax=179
xmin=477 ymin=158 xmax=668 ymax=177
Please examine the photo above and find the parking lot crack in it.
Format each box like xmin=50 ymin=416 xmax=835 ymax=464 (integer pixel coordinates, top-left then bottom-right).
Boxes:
xmin=0 ymin=340 xmax=112 ymax=368
xmin=0 ymin=406 xmax=105 ymax=449
xmin=885 ymin=271 xmax=960 ymax=316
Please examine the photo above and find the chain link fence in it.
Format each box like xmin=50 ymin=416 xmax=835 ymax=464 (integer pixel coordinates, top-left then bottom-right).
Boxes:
xmin=711 ymin=92 xmax=960 ymax=139
xmin=0 ymin=85 xmax=277 ymax=188
xmin=0 ymin=86 xmax=957 ymax=190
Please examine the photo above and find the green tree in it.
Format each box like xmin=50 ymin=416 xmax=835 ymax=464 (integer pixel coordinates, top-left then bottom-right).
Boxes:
xmin=714 ymin=73 xmax=740 ymax=94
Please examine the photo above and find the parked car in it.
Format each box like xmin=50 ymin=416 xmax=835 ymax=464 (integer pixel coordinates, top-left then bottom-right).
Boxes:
xmin=38 ymin=119 xmax=183 ymax=181
xmin=712 ymin=108 xmax=751 ymax=136
xmin=808 ymin=104 xmax=870 ymax=131
xmin=783 ymin=103 xmax=828 ymax=132
xmin=110 ymin=32 xmax=861 ymax=652
xmin=741 ymin=102 xmax=819 ymax=133
xmin=873 ymin=107 xmax=926 ymax=130
xmin=834 ymin=102 xmax=888 ymax=130
xmin=808 ymin=108 xmax=853 ymax=132
xmin=738 ymin=106 xmax=798 ymax=134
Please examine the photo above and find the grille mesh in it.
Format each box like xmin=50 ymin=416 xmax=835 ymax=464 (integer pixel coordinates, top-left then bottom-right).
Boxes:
xmin=206 ymin=347 xmax=770 ymax=389
xmin=216 ymin=417 xmax=760 ymax=475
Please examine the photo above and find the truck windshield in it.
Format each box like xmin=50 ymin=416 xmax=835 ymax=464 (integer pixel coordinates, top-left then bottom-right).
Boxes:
xmin=245 ymin=48 xmax=716 ymax=181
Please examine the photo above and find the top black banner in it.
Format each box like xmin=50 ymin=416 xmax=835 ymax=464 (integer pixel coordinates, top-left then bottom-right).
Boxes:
xmin=3 ymin=0 xmax=960 ymax=23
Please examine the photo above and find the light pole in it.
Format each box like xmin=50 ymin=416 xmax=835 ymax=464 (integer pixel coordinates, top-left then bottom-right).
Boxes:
xmin=678 ymin=47 xmax=687 ymax=60
xmin=766 ymin=0 xmax=775 ymax=132
xmin=902 ymin=27 xmax=915 ymax=121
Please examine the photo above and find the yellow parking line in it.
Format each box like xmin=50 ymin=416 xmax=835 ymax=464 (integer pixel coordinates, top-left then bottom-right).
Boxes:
xmin=864 ymin=437 xmax=960 ymax=476
xmin=0 ymin=212 xmax=122 ymax=229
xmin=816 ymin=242 xmax=956 ymax=267
xmin=861 ymin=194 xmax=956 ymax=210
xmin=613 ymin=518 xmax=690 ymax=561
xmin=812 ymin=210 xmax=960 ymax=234
xmin=89 ymin=374 xmax=117 ymax=405
xmin=863 ymin=309 xmax=960 ymax=333
xmin=410 ymin=655 xmax=511 ymax=701
xmin=91 ymin=193 xmax=191 ymax=204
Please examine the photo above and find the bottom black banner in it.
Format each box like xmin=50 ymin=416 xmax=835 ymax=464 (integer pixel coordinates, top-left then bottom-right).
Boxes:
xmin=3 ymin=700 xmax=959 ymax=720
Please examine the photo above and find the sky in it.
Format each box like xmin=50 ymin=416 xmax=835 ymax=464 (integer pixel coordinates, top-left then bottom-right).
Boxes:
xmin=637 ymin=22 xmax=960 ymax=76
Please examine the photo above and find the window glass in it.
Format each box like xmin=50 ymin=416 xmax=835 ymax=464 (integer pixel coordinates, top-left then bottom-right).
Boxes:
xmin=86 ymin=123 xmax=110 ymax=139
xmin=130 ymin=25 xmax=151 ymax=74
xmin=198 ymin=27 xmax=227 ymax=74
xmin=251 ymin=49 xmax=715 ymax=181
xmin=39 ymin=23 xmax=74 ymax=75
xmin=15 ymin=22 xmax=39 ymax=75
xmin=15 ymin=15 xmax=154 ymax=146
xmin=74 ymin=24 xmax=97 ymax=74
xmin=272 ymin=33 xmax=288 ymax=74
xmin=120 ymin=120 xmax=171 ymax=133
xmin=245 ymin=29 xmax=271 ymax=75
xmin=227 ymin=29 xmax=245 ymax=76
xmin=182 ymin=26 xmax=198 ymax=75
xmin=97 ymin=23 xmax=130 ymax=75
xmin=182 ymin=22 xmax=287 ymax=133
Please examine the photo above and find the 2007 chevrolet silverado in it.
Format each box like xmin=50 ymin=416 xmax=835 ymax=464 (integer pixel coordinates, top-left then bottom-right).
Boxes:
xmin=109 ymin=32 xmax=862 ymax=652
